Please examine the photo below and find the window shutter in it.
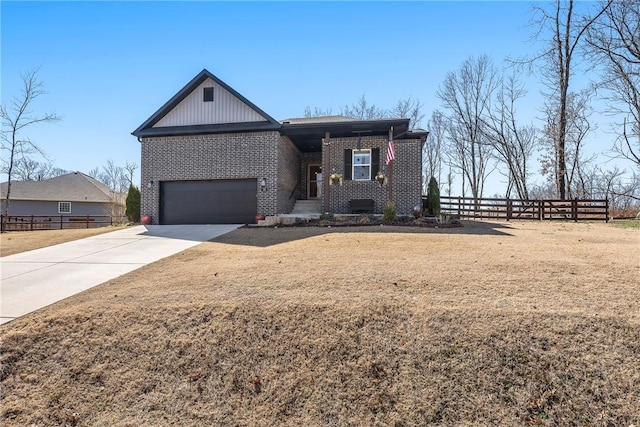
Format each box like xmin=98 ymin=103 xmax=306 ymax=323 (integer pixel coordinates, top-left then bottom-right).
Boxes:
xmin=371 ymin=148 xmax=380 ymax=180
xmin=344 ymin=149 xmax=352 ymax=180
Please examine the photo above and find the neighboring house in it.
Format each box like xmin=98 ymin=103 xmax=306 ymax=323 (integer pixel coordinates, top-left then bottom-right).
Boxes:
xmin=133 ymin=69 xmax=429 ymax=225
xmin=0 ymin=172 xmax=125 ymax=219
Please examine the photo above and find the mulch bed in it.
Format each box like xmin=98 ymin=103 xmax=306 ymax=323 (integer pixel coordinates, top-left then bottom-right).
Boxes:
xmin=279 ymin=215 xmax=462 ymax=228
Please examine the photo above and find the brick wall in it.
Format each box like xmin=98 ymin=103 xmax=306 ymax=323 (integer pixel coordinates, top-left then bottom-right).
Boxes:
xmin=139 ymin=131 xmax=421 ymax=221
xmin=140 ymin=131 xmax=283 ymax=223
xmin=301 ymin=152 xmax=322 ymax=200
xmin=277 ymin=136 xmax=301 ymax=214
xmin=323 ymin=135 xmax=422 ymax=215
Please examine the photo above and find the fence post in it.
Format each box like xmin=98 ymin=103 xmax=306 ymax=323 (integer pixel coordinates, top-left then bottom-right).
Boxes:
xmin=60 ymin=215 xmax=63 ymax=230
xmin=538 ymin=200 xmax=543 ymax=220
xmin=1 ymin=215 xmax=4 ymax=233
xmin=572 ymin=198 xmax=578 ymax=222
xmin=86 ymin=215 xmax=90 ymax=229
xmin=30 ymin=215 xmax=34 ymax=231
xmin=605 ymin=199 xmax=609 ymax=223
xmin=506 ymin=198 xmax=512 ymax=221
xmin=457 ymin=197 xmax=461 ymax=218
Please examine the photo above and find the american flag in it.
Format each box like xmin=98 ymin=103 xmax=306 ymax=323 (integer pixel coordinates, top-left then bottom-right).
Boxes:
xmin=385 ymin=138 xmax=395 ymax=165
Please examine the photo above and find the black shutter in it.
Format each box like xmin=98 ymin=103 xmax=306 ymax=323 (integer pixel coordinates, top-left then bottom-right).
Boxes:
xmin=344 ymin=149 xmax=352 ymax=180
xmin=371 ymin=148 xmax=380 ymax=180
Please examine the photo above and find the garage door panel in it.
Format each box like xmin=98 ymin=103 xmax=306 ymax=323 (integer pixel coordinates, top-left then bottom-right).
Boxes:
xmin=160 ymin=179 xmax=256 ymax=224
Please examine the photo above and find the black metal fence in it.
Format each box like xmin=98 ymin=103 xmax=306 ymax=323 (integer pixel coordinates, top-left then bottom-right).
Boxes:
xmin=0 ymin=215 xmax=127 ymax=232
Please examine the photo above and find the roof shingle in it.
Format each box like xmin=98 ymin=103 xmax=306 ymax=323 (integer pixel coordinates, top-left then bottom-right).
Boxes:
xmin=0 ymin=172 xmax=122 ymax=203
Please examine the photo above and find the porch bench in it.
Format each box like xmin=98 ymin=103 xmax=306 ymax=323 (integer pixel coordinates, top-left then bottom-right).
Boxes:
xmin=348 ymin=199 xmax=375 ymax=214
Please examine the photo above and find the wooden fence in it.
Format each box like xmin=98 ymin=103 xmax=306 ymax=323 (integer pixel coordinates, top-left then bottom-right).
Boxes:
xmin=0 ymin=215 xmax=127 ymax=232
xmin=425 ymin=196 xmax=609 ymax=222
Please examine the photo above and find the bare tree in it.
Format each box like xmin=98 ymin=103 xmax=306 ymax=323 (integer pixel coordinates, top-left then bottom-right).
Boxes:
xmin=445 ymin=167 xmax=454 ymax=197
xmin=539 ymin=90 xmax=595 ymax=198
xmin=585 ymin=0 xmax=640 ymax=167
xmin=86 ymin=160 xmax=137 ymax=221
xmin=528 ymin=181 xmax=558 ymax=199
xmin=13 ymin=158 xmax=67 ymax=181
xmin=304 ymin=94 xmax=425 ymax=129
xmin=89 ymin=160 xmax=138 ymax=194
xmin=123 ymin=161 xmax=137 ymax=188
xmin=437 ymin=54 xmax=498 ymax=206
xmin=303 ymin=106 xmax=333 ymax=118
xmin=482 ymin=75 xmax=537 ymax=199
xmin=529 ymin=0 xmax=612 ymax=199
xmin=423 ymin=110 xmax=445 ymax=192
xmin=12 ymin=157 xmax=42 ymax=181
xmin=1 ymin=68 xmax=60 ymax=226
xmin=588 ymin=165 xmax=640 ymax=215
xmin=88 ymin=167 xmax=100 ymax=179
xmin=340 ymin=94 xmax=386 ymax=120
xmin=389 ymin=97 xmax=425 ymax=129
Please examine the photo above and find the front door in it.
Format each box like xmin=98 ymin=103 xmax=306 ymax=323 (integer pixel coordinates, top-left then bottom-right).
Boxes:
xmin=308 ymin=164 xmax=322 ymax=199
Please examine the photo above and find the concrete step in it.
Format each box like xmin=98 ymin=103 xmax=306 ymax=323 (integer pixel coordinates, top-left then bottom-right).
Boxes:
xmin=291 ymin=199 xmax=322 ymax=214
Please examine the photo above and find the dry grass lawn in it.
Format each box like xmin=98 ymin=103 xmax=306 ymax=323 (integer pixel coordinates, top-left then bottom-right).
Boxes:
xmin=1 ymin=220 xmax=639 ymax=426
xmin=0 ymin=226 xmax=127 ymax=257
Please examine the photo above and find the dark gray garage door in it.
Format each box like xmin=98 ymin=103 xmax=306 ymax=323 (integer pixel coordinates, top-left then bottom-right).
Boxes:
xmin=160 ymin=179 xmax=257 ymax=224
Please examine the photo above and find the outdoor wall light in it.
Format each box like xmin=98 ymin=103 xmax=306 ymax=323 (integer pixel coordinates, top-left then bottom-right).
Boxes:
xmin=147 ymin=180 xmax=154 ymax=189
xmin=260 ymin=177 xmax=267 ymax=191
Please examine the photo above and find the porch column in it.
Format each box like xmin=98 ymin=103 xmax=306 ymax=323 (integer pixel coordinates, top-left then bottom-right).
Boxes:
xmin=323 ymin=131 xmax=330 ymax=213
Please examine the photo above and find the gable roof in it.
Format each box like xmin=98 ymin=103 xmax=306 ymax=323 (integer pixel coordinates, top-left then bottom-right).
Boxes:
xmin=132 ymin=69 xmax=281 ymax=137
xmin=0 ymin=172 xmax=121 ymax=203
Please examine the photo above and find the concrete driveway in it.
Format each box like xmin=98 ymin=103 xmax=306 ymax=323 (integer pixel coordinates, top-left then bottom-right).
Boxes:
xmin=0 ymin=224 xmax=240 ymax=325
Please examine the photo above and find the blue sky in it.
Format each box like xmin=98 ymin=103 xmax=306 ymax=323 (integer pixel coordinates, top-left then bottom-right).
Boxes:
xmin=1 ymin=1 xmax=615 ymax=193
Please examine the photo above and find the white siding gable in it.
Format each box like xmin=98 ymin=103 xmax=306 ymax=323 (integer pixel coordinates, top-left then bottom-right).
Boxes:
xmin=153 ymin=78 xmax=267 ymax=127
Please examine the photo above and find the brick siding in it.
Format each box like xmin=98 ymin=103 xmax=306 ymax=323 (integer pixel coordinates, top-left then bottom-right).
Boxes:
xmin=277 ymin=136 xmax=301 ymax=214
xmin=140 ymin=132 xmax=422 ymax=222
xmin=301 ymin=152 xmax=322 ymax=200
xmin=323 ymin=135 xmax=422 ymax=215
xmin=140 ymin=131 xmax=285 ymax=223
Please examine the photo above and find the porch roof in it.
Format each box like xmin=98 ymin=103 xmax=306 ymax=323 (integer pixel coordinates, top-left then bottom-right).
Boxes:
xmin=280 ymin=117 xmax=421 ymax=153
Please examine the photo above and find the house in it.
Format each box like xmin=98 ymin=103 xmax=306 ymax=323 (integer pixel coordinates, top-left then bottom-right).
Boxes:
xmin=132 ymin=69 xmax=428 ymax=225
xmin=0 ymin=172 xmax=124 ymax=220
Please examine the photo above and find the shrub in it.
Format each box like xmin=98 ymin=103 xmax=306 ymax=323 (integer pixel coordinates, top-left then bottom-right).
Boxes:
xmin=426 ymin=176 xmax=441 ymax=217
xmin=125 ymin=184 xmax=141 ymax=222
xmin=382 ymin=201 xmax=396 ymax=223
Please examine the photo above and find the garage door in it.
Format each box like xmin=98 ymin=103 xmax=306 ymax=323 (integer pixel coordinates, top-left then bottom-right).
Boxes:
xmin=160 ymin=179 xmax=257 ymax=224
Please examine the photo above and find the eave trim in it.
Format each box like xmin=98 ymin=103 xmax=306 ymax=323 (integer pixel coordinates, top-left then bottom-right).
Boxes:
xmin=135 ymin=121 xmax=281 ymax=138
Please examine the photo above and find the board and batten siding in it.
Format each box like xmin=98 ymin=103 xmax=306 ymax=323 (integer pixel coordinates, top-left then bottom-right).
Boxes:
xmin=153 ymin=78 xmax=267 ymax=127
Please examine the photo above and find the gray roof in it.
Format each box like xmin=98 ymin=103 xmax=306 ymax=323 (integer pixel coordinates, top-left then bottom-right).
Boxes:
xmin=131 ymin=69 xmax=428 ymax=152
xmin=0 ymin=172 xmax=122 ymax=203
xmin=280 ymin=116 xmax=358 ymax=124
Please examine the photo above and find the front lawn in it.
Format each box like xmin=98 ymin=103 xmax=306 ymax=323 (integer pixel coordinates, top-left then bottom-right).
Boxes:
xmin=1 ymin=220 xmax=638 ymax=425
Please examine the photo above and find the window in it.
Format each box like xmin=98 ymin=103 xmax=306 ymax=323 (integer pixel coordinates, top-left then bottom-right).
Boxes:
xmin=352 ymin=149 xmax=371 ymax=180
xmin=344 ymin=148 xmax=379 ymax=180
xmin=58 ymin=202 xmax=71 ymax=213
xmin=203 ymin=87 xmax=214 ymax=102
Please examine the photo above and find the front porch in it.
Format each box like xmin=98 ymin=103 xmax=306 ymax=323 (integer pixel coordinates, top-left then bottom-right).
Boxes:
xmin=280 ymin=116 xmax=427 ymax=216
